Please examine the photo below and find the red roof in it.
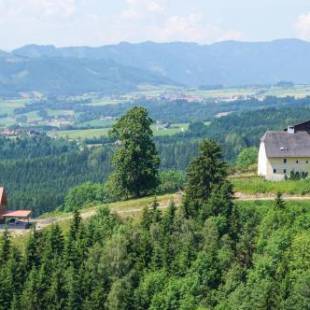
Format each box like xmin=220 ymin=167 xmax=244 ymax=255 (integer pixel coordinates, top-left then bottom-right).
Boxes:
xmin=2 ymin=210 xmax=32 ymax=218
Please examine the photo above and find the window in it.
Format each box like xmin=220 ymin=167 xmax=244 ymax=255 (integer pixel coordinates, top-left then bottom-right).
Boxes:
xmin=283 ymin=158 xmax=287 ymax=164
xmin=284 ymin=169 xmax=287 ymax=174
xmin=296 ymin=160 xmax=299 ymax=164
xmin=307 ymin=161 xmax=309 ymax=164
xmin=273 ymin=169 xmax=277 ymax=174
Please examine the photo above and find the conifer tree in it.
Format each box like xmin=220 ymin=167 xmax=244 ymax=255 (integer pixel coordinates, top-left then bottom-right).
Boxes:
xmin=0 ymin=228 xmax=11 ymax=264
xmin=65 ymin=266 xmax=81 ymax=310
xmin=49 ymin=224 xmax=64 ymax=257
xmin=46 ymin=267 xmax=66 ymax=310
xmin=162 ymin=200 xmax=176 ymax=234
xmin=20 ymin=268 xmax=40 ymax=310
xmin=275 ymin=192 xmax=286 ymax=209
xmin=185 ymin=139 xmax=227 ymax=205
xmin=25 ymin=229 xmax=41 ymax=271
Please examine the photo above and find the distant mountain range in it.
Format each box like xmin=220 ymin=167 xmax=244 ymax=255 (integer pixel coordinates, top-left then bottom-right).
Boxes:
xmin=1 ymin=39 xmax=310 ymax=96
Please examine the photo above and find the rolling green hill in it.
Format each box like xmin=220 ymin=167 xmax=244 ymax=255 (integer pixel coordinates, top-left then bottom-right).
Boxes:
xmin=0 ymin=55 xmax=173 ymax=97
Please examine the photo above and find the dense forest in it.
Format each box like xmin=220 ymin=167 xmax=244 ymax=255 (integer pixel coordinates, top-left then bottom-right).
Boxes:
xmin=0 ymin=140 xmax=308 ymax=309
xmin=0 ymin=136 xmax=113 ymax=216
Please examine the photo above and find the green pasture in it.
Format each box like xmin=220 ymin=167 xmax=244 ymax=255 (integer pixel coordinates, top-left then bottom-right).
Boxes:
xmin=50 ymin=123 xmax=189 ymax=140
xmin=232 ymin=176 xmax=310 ymax=195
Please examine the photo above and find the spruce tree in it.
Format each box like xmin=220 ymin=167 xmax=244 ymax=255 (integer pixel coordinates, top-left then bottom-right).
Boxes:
xmin=0 ymin=228 xmax=11 ymax=264
xmin=25 ymin=229 xmax=41 ymax=271
xmin=184 ymin=139 xmax=228 ymax=217
xmin=185 ymin=139 xmax=227 ymax=204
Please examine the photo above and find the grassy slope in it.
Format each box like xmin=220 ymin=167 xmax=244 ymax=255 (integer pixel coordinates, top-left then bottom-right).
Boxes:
xmin=10 ymin=193 xmax=180 ymax=251
xmin=232 ymin=176 xmax=310 ymax=195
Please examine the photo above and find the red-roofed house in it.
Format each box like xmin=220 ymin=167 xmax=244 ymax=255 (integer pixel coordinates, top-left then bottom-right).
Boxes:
xmin=0 ymin=187 xmax=32 ymax=228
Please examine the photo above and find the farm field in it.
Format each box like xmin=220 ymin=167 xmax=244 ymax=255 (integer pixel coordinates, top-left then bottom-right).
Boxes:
xmin=50 ymin=123 xmax=189 ymax=140
xmin=129 ymin=84 xmax=310 ymax=100
xmin=50 ymin=128 xmax=111 ymax=140
xmin=1 ymin=84 xmax=310 ymax=129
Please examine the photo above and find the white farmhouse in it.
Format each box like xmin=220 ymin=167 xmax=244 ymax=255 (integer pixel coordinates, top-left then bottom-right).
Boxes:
xmin=258 ymin=121 xmax=310 ymax=181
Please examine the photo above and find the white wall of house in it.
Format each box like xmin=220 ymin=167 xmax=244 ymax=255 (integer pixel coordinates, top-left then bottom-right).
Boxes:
xmin=267 ymin=157 xmax=310 ymax=180
xmin=258 ymin=142 xmax=269 ymax=177
xmin=258 ymin=143 xmax=310 ymax=180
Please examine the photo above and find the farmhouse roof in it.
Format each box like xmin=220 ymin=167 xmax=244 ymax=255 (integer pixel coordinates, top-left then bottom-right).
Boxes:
xmin=262 ymin=131 xmax=310 ymax=158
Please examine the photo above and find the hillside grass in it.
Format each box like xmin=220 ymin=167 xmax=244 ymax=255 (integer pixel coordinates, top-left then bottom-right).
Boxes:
xmin=232 ymin=175 xmax=310 ymax=195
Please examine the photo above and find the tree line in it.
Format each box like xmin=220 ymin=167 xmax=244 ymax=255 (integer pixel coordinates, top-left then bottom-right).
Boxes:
xmin=0 ymin=134 xmax=308 ymax=309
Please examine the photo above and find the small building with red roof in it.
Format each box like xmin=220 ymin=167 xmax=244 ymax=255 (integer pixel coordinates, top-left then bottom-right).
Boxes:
xmin=0 ymin=187 xmax=32 ymax=228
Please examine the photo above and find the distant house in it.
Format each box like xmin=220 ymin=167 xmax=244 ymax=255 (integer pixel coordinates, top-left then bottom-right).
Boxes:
xmin=258 ymin=121 xmax=310 ymax=180
xmin=0 ymin=187 xmax=32 ymax=228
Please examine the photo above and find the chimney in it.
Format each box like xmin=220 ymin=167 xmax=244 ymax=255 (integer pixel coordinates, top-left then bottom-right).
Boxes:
xmin=288 ymin=126 xmax=295 ymax=134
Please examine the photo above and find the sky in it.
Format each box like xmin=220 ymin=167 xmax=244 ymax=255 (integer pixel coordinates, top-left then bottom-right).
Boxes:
xmin=0 ymin=0 xmax=309 ymax=50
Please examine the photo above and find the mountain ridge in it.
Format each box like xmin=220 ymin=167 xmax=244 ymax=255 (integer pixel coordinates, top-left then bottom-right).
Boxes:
xmin=11 ymin=39 xmax=310 ymax=87
xmin=1 ymin=39 xmax=310 ymax=96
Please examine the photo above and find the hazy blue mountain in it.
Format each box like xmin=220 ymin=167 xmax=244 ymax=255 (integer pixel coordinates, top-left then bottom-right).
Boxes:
xmin=12 ymin=39 xmax=310 ymax=86
xmin=0 ymin=50 xmax=9 ymax=57
xmin=0 ymin=55 xmax=172 ymax=96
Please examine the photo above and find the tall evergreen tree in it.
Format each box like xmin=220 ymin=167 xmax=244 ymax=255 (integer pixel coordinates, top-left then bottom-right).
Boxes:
xmin=185 ymin=139 xmax=227 ymax=203
xmin=25 ymin=229 xmax=41 ymax=271
xmin=108 ymin=107 xmax=160 ymax=198
xmin=0 ymin=229 xmax=11 ymax=264
xmin=184 ymin=139 xmax=228 ymax=217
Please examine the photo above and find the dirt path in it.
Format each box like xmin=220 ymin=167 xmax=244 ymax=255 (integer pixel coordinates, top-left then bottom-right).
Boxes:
xmin=235 ymin=192 xmax=310 ymax=201
xmin=10 ymin=192 xmax=310 ymax=234
xmin=33 ymin=197 xmax=180 ymax=231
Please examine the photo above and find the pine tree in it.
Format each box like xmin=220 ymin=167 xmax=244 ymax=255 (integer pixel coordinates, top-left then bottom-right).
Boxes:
xmin=0 ymin=228 xmax=11 ymax=264
xmin=46 ymin=267 xmax=66 ymax=310
xmin=70 ymin=210 xmax=81 ymax=241
xmin=49 ymin=224 xmax=64 ymax=257
xmin=185 ymin=139 xmax=227 ymax=205
xmin=25 ymin=229 xmax=41 ymax=271
xmin=65 ymin=266 xmax=81 ymax=310
xmin=20 ymin=268 xmax=40 ymax=310
xmin=184 ymin=139 xmax=228 ymax=217
xmin=162 ymin=200 xmax=176 ymax=234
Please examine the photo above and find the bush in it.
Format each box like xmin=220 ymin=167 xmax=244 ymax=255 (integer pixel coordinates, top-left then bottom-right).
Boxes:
xmin=236 ymin=147 xmax=258 ymax=170
xmin=157 ymin=170 xmax=186 ymax=194
xmin=64 ymin=182 xmax=108 ymax=212
xmin=289 ymin=171 xmax=308 ymax=180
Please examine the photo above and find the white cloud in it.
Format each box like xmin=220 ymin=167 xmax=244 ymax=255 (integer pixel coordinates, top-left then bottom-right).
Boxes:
xmin=121 ymin=0 xmax=165 ymax=20
xmin=160 ymin=13 xmax=242 ymax=43
xmin=115 ymin=10 xmax=242 ymax=44
xmin=0 ymin=0 xmax=77 ymax=20
xmin=295 ymin=12 xmax=310 ymax=40
xmin=0 ymin=0 xmax=242 ymax=49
